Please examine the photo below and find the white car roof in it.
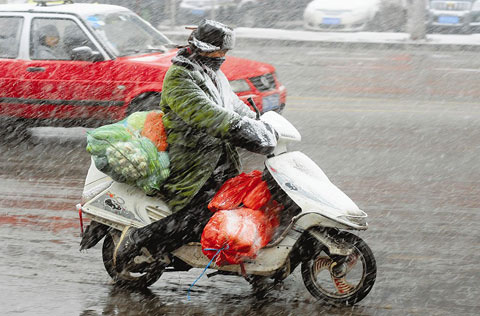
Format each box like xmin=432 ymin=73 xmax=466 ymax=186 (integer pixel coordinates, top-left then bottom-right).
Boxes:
xmin=0 ymin=3 xmax=130 ymax=17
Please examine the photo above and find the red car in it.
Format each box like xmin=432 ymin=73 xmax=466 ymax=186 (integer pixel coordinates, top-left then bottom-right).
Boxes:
xmin=0 ymin=1 xmax=286 ymax=129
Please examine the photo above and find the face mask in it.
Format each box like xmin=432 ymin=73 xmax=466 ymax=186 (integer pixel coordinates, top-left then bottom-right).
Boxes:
xmin=196 ymin=55 xmax=226 ymax=71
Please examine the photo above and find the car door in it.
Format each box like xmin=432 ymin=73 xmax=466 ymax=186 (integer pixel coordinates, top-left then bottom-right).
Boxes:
xmin=21 ymin=15 xmax=127 ymax=123
xmin=0 ymin=14 xmax=27 ymax=119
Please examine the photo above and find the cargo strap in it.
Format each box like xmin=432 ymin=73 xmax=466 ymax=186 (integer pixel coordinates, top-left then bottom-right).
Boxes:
xmin=187 ymin=245 xmax=229 ymax=301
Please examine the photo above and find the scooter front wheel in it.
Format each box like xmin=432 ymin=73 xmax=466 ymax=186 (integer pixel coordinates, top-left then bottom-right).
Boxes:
xmin=102 ymin=232 xmax=163 ymax=288
xmin=301 ymin=231 xmax=376 ymax=306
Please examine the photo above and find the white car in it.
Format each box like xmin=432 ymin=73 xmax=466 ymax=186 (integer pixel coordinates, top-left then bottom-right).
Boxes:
xmin=303 ymin=0 xmax=381 ymax=31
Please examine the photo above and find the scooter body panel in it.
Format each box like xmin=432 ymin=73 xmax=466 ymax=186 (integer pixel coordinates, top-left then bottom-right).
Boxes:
xmin=265 ymin=151 xmax=368 ymax=229
xmin=81 ymin=161 xmax=171 ymax=230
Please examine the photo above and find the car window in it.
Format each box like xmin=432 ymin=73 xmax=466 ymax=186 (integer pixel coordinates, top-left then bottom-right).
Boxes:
xmin=0 ymin=16 xmax=23 ymax=59
xmin=84 ymin=11 xmax=170 ymax=57
xmin=30 ymin=18 xmax=97 ymax=61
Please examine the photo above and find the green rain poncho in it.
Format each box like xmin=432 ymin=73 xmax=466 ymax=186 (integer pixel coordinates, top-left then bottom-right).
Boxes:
xmin=160 ymin=49 xmax=257 ymax=212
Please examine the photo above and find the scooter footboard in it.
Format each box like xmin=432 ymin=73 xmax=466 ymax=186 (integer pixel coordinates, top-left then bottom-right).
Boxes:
xmin=172 ymin=229 xmax=301 ymax=276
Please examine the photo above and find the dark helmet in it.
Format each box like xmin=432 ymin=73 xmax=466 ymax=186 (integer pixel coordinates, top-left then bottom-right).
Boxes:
xmin=188 ymin=19 xmax=235 ymax=53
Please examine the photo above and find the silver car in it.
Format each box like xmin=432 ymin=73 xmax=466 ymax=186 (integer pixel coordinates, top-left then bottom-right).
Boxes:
xmin=427 ymin=0 xmax=479 ymax=33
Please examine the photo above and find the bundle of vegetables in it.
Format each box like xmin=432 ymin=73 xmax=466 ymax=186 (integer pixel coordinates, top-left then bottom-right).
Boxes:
xmin=86 ymin=111 xmax=170 ymax=194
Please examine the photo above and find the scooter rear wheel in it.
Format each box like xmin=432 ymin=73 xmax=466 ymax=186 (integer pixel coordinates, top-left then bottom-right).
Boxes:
xmin=102 ymin=232 xmax=163 ymax=288
xmin=301 ymin=231 xmax=376 ymax=306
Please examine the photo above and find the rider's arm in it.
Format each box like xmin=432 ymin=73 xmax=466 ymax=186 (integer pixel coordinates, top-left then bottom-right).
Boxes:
xmin=162 ymin=65 xmax=277 ymax=154
xmin=217 ymin=71 xmax=256 ymax=120
xmin=162 ymin=65 xmax=242 ymax=139
xmin=231 ymin=91 xmax=256 ymax=119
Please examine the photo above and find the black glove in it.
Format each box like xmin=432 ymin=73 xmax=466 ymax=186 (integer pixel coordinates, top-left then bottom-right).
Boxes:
xmin=230 ymin=117 xmax=278 ymax=155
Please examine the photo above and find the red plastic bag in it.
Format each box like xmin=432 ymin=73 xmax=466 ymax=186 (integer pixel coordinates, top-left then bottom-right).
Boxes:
xmin=262 ymin=200 xmax=282 ymax=239
xmin=201 ymin=201 xmax=283 ymax=266
xmin=208 ymin=170 xmax=263 ymax=212
xmin=243 ymin=180 xmax=271 ymax=210
xmin=203 ymin=170 xmax=284 ymax=266
xmin=201 ymin=208 xmax=276 ymax=266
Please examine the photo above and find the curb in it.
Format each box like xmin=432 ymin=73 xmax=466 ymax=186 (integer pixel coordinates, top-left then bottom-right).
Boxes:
xmin=160 ymin=29 xmax=480 ymax=52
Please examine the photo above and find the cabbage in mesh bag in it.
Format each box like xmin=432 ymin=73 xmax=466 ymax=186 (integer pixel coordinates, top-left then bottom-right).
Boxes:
xmin=86 ymin=111 xmax=170 ymax=194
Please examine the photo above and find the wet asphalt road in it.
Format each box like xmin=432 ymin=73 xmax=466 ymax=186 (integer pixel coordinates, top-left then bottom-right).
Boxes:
xmin=1 ymin=44 xmax=480 ymax=315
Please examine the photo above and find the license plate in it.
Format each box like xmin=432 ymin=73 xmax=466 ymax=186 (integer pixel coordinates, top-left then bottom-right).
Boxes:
xmin=191 ymin=9 xmax=205 ymax=16
xmin=322 ymin=17 xmax=341 ymax=25
xmin=262 ymin=94 xmax=280 ymax=112
xmin=438 ymin=16 xmax=459 ymax=24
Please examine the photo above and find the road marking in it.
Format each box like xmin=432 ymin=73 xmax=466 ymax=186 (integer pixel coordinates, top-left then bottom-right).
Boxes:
xmin=288 ymin=95 xmax=480 ymax=107
xmin=386 ymin=254 xmax=437 ymax=261
xmin=286 ymin=105 xmax=480 ymax=114
xmin=432 ymin=54 xmax=453 ymax=58
xmin=434 ymin=67 xmax=480 ymax=73
xmin=304 ymin=51 xmax=378 ymax=57
xmin=285 ymin=106 xmax=441 ymax=113
xmin=326 ymin=64 xmax=411 ymax=71
xmin=303 ymin=54 xmax=380 ymax=61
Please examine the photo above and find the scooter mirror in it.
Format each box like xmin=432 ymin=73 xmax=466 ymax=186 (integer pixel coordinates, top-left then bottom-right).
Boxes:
xmin=247 ymin=97 xmax=261 ymax=120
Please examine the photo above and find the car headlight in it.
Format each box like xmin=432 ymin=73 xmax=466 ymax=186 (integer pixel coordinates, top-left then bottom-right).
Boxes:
xmin=473 ymin=1 xmax=480 ymax=11
xmin=229 ymin=79 xmax=250 ymax=93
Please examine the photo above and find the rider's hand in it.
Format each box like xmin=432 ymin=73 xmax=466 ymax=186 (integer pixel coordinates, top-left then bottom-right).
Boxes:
xmin=264 ymin=120 xmax=279 ymax=142
xmin=230 ymin=117 xmax=278 ymax=155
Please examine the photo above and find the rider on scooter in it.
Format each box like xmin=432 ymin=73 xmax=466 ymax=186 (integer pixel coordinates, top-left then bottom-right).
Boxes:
xmin=113 ymin=19 xmax=278 ymax=272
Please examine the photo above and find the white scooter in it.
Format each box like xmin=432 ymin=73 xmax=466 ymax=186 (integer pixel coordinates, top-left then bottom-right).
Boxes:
xmin=77 ymin=110 xmax=376 ymax=306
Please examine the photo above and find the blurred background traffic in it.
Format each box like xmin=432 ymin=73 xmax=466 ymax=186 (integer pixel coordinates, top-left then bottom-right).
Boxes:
xmin=2 ymin=1 xmax=480 ymax=315
xmin=4 ymin=0 xmax=480 ymax=35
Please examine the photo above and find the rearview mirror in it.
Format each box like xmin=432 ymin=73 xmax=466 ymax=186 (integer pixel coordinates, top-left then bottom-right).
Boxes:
xmin=71 ymin=46 xmax=104 ymax=62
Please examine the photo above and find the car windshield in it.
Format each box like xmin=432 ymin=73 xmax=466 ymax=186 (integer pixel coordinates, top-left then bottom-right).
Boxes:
xmin=82 ymin=10 xmax=172 ymax=57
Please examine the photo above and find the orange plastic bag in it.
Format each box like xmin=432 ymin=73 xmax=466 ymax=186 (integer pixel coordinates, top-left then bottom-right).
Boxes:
xmin=140 ymin=111 xmax=168 ymax=152
xmin=208 ymin=170 xmax=263 ymax=212
xmin=201 ymin=207 xmax=277 ymax=266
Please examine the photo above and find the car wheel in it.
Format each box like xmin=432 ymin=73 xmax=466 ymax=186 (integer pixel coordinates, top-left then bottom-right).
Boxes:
xmin=461 ymin=25 xmax=473 ymax=34
xmin=125 ymin=93 xmax=162 ymax=117
xmin=366 ymin=12 xmax=383 ymax=32
xmin=0 ymin=118 xmax=31 ymax=145
xmin=370 ymin=4 xmax=407 ymax=32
